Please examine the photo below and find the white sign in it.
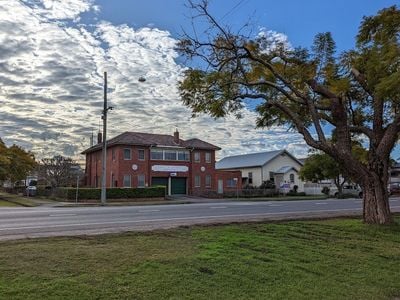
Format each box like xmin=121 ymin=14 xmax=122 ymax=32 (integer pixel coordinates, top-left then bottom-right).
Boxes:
xmin=200 ymin=166 xmax=205 ymax=172
xmin=170 ymin=172 xmax=177 ymax=177
xmin=151 ymin=165 xmax=188 ymax=172
xmin=132 ymin=164 xmax=138 ymax=171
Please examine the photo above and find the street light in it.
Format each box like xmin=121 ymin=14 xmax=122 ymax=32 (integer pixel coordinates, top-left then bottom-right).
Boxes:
xmin=100 ymin=72 xmax=146 ymax=205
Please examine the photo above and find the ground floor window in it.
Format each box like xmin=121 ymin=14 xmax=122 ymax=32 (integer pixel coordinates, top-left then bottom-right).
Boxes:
xmin=123 ymin=175 xmax=131 ymax=187
xmin=205 ymin=175 xmax=211 ymax=187
xmin=195 ymin=175 xmax=201 ymax=187
xmin=138 ymin=174 xmax=145 ymax=188
xmin=226 ymin=178 xmax=236 ymax=187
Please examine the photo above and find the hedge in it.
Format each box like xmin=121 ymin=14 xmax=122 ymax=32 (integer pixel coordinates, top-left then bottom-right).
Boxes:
xmin=54 ymin=187 xmax=166 ymax=200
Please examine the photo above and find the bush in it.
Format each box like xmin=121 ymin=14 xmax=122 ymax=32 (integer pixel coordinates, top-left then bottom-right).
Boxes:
xmin=286 ymin=191 xmax=306 ymax=196
xmin=54 ymin=187 xmax=166 ymax=201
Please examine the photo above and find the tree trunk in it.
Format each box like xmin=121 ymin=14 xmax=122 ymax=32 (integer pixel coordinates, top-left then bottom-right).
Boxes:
xmin=361 ymin=168 xmax=392 ymax=225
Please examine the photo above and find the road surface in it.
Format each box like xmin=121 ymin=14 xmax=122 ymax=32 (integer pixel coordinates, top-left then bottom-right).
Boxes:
xmin=0 ymin=198 xmax=399 ymax=240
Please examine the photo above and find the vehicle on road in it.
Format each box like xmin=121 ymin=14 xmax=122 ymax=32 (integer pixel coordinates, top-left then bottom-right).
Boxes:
xmin=329 ymin=185 xmax=363 ymax=198
xmin=389 ymin=182 xmax=400 ymax=195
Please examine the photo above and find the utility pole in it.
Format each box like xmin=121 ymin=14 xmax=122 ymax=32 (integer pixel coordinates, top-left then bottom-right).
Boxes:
xmin=100 ymin=72 xmax=108 ymax=205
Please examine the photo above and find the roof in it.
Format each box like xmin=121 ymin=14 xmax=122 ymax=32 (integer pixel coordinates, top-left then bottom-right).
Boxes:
xmin=216 ymin=149 xmax=303 ymax=170
xmin=275 ymin=166 xmax=298 ymax=174
xmin=81 ymin=131 xmax=221 ymax=154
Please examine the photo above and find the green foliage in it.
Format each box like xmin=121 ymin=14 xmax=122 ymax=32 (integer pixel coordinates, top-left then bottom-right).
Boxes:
xmin=300 ymin=153 xmax=340 ymax=183
xmin=55 ymin=187 xmax=166 ymax=201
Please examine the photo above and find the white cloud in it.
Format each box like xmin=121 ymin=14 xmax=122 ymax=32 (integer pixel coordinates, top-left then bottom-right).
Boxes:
xmin=0 ymin=0 xmax=309 ymax=163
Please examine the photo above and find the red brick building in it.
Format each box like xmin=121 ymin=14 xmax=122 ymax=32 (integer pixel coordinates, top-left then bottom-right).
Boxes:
xmin=82 ymin=131 xmax=241 ymax=196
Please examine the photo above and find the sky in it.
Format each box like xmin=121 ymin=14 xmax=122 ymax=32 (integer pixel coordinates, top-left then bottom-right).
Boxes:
xmin=0 ymin=0 xmax=398 ymax=162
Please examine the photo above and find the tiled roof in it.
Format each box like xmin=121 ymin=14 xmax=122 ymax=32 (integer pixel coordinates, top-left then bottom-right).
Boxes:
xmin=81 ymin=132 xmax=220 ymax=154
xmin=216 ymin=149 xmax=302 ymax=169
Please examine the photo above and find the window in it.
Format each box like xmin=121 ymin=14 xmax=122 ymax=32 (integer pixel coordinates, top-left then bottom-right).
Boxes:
xmin=123 ymin=148 xmax=131 ymax=160
xmin=112 ymin=148 xmax=116 ymax=161
xmin=164 ymin=150 xmax=177 ymax=160
xmin=138 ymin=174 xmax=145 ymax=188
xmin=111 ymin=173 xmax=115 ymax=187
xmin=205 ymin=175 xmax=211 ymax=187
xmin=205 ymin=152 xmax=211 ymax=163
xmin=194 ymin=175 xmax=201 ymax=187
xmin=248 ymin=172 xmax=253 ymax=184
xmin=227 ymin=178 xmax=237 ymax=187
xmin=269 ymin=172 xmax=275 ymax=183
xmin=150 ymin=149 xmax=190 ymax=161
xmin=123 ymin=175 xmax=131 ymax=187
xmin=194 ymin=152 xmax=200 ymax=162
xmin=138 ymin=149 xmax=145 ymax=160
xmin=178 ymin=151 xmax=190 ymax=161
xmin=289 ymin=173 xmax=295 ymax=183
xmin=150 ymin=149 xmax=163 ymax=160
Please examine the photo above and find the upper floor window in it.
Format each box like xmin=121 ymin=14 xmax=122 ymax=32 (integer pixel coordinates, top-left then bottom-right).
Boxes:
xmin=205 ymin=152 xmax=211 ymax=163
xmin=194 ymin=152 xmax=200 ymax=162
xmin=150 ymin=149 xmax=190 ymax=161
xmin=138 ymin=149 xmax=145 ymax=160
xmin=123 ymin=148 xmax=131 ymax=160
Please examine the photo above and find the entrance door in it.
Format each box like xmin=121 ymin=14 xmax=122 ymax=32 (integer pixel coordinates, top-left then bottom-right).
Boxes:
xmin=218 ymin=179 xmax=223 ymax=194
xmin=171 ymin=177 xmax=186 ymax=195
xmin=151 ymin=177 xmax=168 ymax=194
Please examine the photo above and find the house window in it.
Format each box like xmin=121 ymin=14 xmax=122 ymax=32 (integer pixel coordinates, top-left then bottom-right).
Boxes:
xmin=290 ymin=173 xmax=295 ymax=183
xmin=205 ymin=175 xmax=211 ymax=187
xmin=111 ymin=173 xmax=115 ymax=187
xmin=150 ymin=149 xmax=163 ymax=160
xmin=195 ymin=175 xmax=201 ymax=187
xmin=177 ymin=151 xmax=190 ymax=161
xmin=123 ymin=175 xmax=131 ymax=187
xmin=138 ymin=174 xmax=145 ymax=188
xmin=164 ymin=150 xmax=177 ymax=160
xmin=205 ymin=152 xmax=211 ymax=163
xmin=123 ymin=148 xmax=131 ymax=160
xmin=112 ymin=148 xmax=116 ymax=161
xmin=248 ymin=172 xmax=253 ymax=184
xmin=226 ymin=178 xmax=236 ymax=187
xmin=194 ymin=152 xmax=200 ymax=162
xmin=269 ymin=172 xmax=275 ymax=183
xmin=138 ymin=149 xmax=145 ymax=160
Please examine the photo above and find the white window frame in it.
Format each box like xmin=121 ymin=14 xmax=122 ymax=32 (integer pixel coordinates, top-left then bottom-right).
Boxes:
xmin=205 ymin=175 xmax=211 ymax=188
xmin=137 ymin=174 xmax=145 ymax=188
xmin=123 ymin=175 xmax=131 ymax=188
xmin=194 ymin=175 xmax=201 ymax=187
xmin=123 ymin=148 xmax=132 ymax=160
xmin=138 ymin=149 xmax=145 ymax=161
xmin=194 ymin=152 xmax=200 ymax=163
xmin=205 ymin=152 xmax=211 ymax=163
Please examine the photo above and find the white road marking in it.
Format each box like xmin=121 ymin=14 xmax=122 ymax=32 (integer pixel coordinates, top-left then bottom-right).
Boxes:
xmin=138 ymin=210 xmax=160 ymax=213
xmin=315 ymin=203 xmax=328 ymax=205
xmin=210 ymin=206 xmax=227 ymax=209
xmin=49 ymin=214 xmax=77 ymax=217
xmin=268 ymin=204 xmax=282 ymax=207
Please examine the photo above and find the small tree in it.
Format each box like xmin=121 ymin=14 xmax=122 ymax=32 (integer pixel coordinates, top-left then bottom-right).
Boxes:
xmin=7 ymin=145 xmax=37 ymax=186
xmin=38 ymin=156 xmax=81 ymax=187
xmin=178 ymin=2 xmax=400 ymax=224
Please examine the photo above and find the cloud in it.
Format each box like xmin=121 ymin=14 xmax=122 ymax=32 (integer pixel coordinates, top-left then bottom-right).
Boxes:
xmin=0 ymin=0 xmax=309 ymax=162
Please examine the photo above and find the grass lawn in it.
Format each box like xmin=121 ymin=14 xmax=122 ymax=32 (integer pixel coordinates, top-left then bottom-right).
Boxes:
xmin=0 ymin=217 xmax=399 ymax=300
xmin=0 ymin=191 xmax=42 ymax=207
xmin=0 ymin=200 xmax=20 ymax=207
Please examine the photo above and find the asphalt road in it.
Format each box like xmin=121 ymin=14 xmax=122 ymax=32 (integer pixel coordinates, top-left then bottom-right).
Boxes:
xmin=1 ymin=197 xmax=400 ymax=240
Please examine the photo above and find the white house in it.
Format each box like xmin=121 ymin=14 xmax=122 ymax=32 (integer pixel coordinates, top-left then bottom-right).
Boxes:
xmin=216 ymin=150 xmax=304 ymax=192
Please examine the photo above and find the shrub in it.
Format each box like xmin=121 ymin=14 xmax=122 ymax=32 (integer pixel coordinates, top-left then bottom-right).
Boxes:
xmin=54 ymin=187 xmax=165 ymax=201
xmin=286 ymin=191 xmax=306 ymax=196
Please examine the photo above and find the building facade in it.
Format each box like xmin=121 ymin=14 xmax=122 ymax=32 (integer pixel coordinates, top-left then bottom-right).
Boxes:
xmin=216 ymin=149 xmax=304 ymax=192
xmin=82 ymin=131 xmax=241 ymax=196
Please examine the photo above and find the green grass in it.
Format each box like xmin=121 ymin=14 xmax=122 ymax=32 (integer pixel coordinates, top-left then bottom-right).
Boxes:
xmin=0 ymin=217 xmax=399 ymax=299
xmin=0 ymin=192 xmax=39 ymax=207
xmin=0 ymin=200 xmax=20 ymax=207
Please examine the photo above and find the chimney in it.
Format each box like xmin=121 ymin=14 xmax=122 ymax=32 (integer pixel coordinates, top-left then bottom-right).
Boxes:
xmin=97 ymin=132 xmax=102 ymax=144
xmin=174 ymin=129 xmax=179 ymax=144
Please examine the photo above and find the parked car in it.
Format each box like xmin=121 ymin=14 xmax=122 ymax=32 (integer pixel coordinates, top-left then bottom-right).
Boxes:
xmin=329 ymin=185 xmax=363 ymax=198
xmin=24 ymin=186 xmax=37 ymax=197
xmin=389 ymin=182 xmax=400 ymax=195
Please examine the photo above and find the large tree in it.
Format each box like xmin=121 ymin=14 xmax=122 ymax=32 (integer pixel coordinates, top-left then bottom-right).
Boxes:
xmin=37 ymin=156 xmax=81 ymax=187
xmin=7 ymin=145 xmax=37 ymax=185
xmin=178 ymin=2 xmax=400 ymax=224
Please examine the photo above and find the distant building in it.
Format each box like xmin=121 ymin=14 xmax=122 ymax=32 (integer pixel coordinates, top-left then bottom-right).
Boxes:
xmin=216 ymin=149 xmax=304 ymax=192
xmin=82 ymin=131 xmax=241 ymax=196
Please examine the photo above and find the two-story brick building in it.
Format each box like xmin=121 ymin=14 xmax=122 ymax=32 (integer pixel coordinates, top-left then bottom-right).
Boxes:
xmin=82 ymin=131 xmax=241 ymax=196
